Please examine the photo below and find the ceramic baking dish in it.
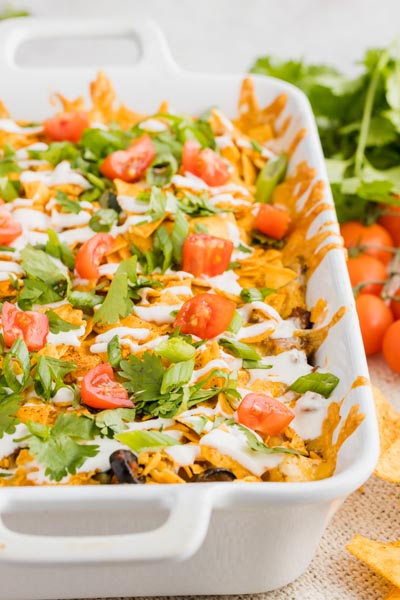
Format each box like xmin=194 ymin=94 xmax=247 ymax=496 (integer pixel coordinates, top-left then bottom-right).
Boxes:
xmin=0 ymin=17 xmax=379 ymax=600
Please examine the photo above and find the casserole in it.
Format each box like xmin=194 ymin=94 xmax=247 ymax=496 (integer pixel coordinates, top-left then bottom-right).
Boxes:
xmin=0 ymin=17 xmax=379 ymax=600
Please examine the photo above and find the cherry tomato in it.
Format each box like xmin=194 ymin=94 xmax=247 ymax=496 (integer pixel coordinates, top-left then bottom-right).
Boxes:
xmin=100 ymin=134 xmax=155 ymax=182
xmin=182 ymin=233 xmax=233 ymax=277
xmin=253 ymin=204 xmax=291 ymax=240
xmin=390 ymin=287 xmax=400 ymax=320
xmin=355 ymin=294 xmax=394 ymax=356
xmin=347 ymin=254 xmax=387 ymax=296
xmin=382 ymin=320 xmax=400 ymax=373
xmin=0 ymin=210 xmax=22 ymax=245
xmin=75 ymin=233 xmax=114 ymax=280
xmin=237 ymin=393 xmax=294 ymax=436
xmin=182 ymin=140 xmax=230 ymax=186
xmin=341 ymin=221 xmax=394 ymax=265
xmin=378 ymin=205 xmax=400 ymax=247
xmin=81 ymin=364 xmax=133 ymax=410
xmin=43 ymin=110 xmax=89 ymax=143
xmin=174 ymin=293 xmax=236 ymax=339
xmin=2 ymin=301 xmax=49 ymax=351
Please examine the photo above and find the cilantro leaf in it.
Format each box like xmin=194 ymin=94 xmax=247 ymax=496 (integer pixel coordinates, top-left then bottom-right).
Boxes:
xmin=45 ymin=230 xmax=75 ymax=270
xmin=46 ymin=310 xmax=81 ymax=334
xmin=34 ymin=356 xmax=76 ymax=401
xmin=95 ymin=408 xmax=136 ymax=437
xmin=0 ymin=395 xmax=22 ymax=438
xmin=3 ymin=338 xmax=31 ymax=393
xmin=26 ymin=414 xmax=99 ymax=482
xmin=55 ymin=190 xmax=82 ymax=214
xmin=93 ymin=257 xmax=137 ymax=325
xmin=20 ymin=245 xmax=69 ymax=295
xmin=228 ymin=421 xmax=306 ymax=457
xmin=120 ymin=352 xmax=164 ymax=402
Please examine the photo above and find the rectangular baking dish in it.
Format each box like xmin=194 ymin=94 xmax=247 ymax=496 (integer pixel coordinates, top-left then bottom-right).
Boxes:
xmin=0 ymin=17 xmax=379 ymax=600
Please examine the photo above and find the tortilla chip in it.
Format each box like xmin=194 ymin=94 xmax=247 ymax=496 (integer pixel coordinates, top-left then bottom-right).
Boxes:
xmin=383 ymin=589 xmax=400 ymax=600
xmin=375 ymin=438 xmax=400 ymax=483
xmin=346 ymin=535 xmax=400 ymax=587
xmin=373 ymin=386 xmax=400 ymax=455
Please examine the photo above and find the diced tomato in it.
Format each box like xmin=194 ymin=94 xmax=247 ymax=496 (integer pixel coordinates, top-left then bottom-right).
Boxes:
xmin=75 ymin=233 xmax=114 ymax=280
xmin=174 ymin=293 xmax=236 ymax=339
xmin=2 ymin=301 xmax=49 ymax=351
xmin=254 ymin=204 xmax=291 ymax=240
xmin=100 ymin=134 xmax=155 ymax=182
xmin=237 ymin=393 xmax=294 ymax=436
xmin=43 ymin=110 xmax=89 ymax=143
xmin=81 ymin=364 xmax=133 ymax=410
xmin=182 ymin=140 xmax=201 ymax=173
xmin=182 ymin=140 xmax=230 ymax=186
xmin=182 ymin=233 xmax=233 ymax=277
xmin=0 ymin=210 xmax=22 ymax=245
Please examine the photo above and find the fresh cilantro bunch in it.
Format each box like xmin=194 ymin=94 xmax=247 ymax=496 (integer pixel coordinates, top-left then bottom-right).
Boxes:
xmin=119 ymin=351 xmax=239 ymax=418
xmin=250 ymin=45 xmax=400 ymax=223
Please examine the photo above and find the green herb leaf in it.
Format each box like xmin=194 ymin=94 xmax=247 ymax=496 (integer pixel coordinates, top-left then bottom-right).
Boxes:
xmin=26 ymin=418 xmax=99 ymax=482
xmin=3 ymin=338 xmax=30 ymax=392
xmin=55 ymin=190 xmax=82 ymax=214
xmin=46 ymin=310 xmax=81 ymax=334
xmin=45 ymin=230 xmax=75 ymax=270
xmin=33 ymin=356 xmax=76 ymax=401
xmin=29 ymin=142 xmax=79 ymax=166
xmin=0 ymin=394 xmax=22 ymax=438
xmin=148 ymin=187 xmax=167 ymax=222
xmin=68 ymin=290 xmax=104 ymax=312
xmin=93 ymin=257 xmax=137 ymax=325
xmin=120 ymin=352 xmax=164 ymax=403
xmin=115 ymin=430 xmax=180 ymax=453
xmin=171 ymin=210 xmax=189 ymax=264
xmin=95 ymin=408 xmax=136 ymax=437
xmin=146 ymin=152 xmax=178 ymax=187
xmin=228 ymin=420 xmax=305 ymax=456
xmin=89 ymin=208 xmax=118 ymax=233
xmin=0 ymin=177 xmax=19 ymax=202
xmin=20 ymin=245 xmax=69 ymax=294
xmin=289 ymin=372 xmax=339 ymax=398
xmin=18 ymin=279 xmax=63 ymax=310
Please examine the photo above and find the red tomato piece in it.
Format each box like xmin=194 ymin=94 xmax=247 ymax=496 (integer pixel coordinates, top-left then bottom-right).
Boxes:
xmin=182 ymin=233 xmax=233 ymax=277
xmin=382 ymin=320 xmax=400 ymax=373
xmin=182 ymin=140 xmax=201 ymax=173
xmin=43 ymin=110 xmax=89 ymax=143
xmin=174 ymin=293 xmax=236 ymax=339
xmin=355 ymin=294 xmax=394 ymax=356
xmin=182 ymin=140 xmax=230 ymax=186
xmin=2 ymin=301 xmax=49 ymax=351
xmin=341 ymin=221 xmax=394 ymax=265
xmin=347 ymin=254 xmax=387 ymax=296
xmin=81 ymin=364 xmax=133 ymax=410
xmin=75 ymin=233 xmax=114 ymax=280
xmin=237 ymin=393 xmax=294 ymax=436
xmin=254 ymin=204 xmax=291 ymax=240
xmin=100 ymin=134 xmax=155 ymax=182
xmin=0 ymin=210 xmax=22 ymax=245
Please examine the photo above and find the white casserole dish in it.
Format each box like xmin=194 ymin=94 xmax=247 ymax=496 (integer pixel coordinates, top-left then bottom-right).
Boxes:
xmin=0 ymin=17 xmax=379 ymax=600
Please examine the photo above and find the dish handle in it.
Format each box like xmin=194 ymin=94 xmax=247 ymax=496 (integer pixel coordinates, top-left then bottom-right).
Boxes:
xmin=0 ymin=488 xmax=212 ymax=564
xmin=0 ymin=17 xmax=179 ymax=73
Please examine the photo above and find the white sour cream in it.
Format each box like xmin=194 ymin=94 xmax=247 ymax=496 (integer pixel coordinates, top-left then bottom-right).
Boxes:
xmin=291 ymin=392 xmax=328 ymax=440
xmin=200 ymin=426 xmax=284 ymax=476
xmin=47 ymin=325 xmax=86 ymax=347
xmin=20 ymin=161 xmax=91 ymax=189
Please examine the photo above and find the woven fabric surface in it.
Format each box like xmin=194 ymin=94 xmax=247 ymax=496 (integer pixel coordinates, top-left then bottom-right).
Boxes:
xmin=84 ymin=356 xmax=400 ymax=600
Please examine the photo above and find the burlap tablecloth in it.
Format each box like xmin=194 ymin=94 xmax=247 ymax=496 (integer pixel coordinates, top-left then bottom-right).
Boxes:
xmin=85 ymin=356 xmax=400 ymax=600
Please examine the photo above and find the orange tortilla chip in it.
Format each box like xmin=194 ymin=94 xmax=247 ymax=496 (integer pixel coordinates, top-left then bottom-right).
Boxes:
xmin=346 ymin=535 xmax=400 ymax=588
xmin=374 ymin=438 xmax=400 ymax=483
xmin=383 ymin=589 xmax=400 ymax=600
